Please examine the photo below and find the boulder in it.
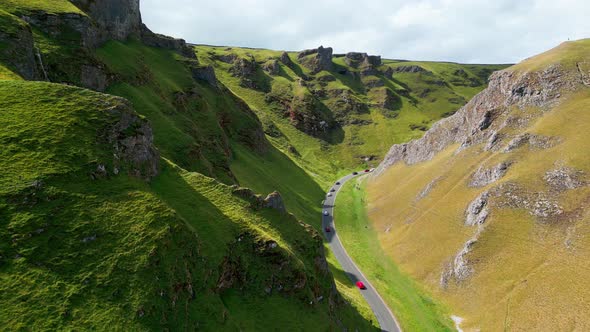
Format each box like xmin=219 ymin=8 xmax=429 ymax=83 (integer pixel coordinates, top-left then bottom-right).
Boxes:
xmin=264 ymin=191 xmax=286 ymax=212
xmin=297 ymin=46 xmax=333 ymax=74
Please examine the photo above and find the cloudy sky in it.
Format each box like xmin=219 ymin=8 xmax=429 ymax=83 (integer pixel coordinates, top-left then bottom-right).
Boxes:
xmin=141 ymin=0 xmax=589 ymax=64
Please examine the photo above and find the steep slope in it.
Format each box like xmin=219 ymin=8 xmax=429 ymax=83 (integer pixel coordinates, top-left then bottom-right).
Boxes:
xmin=0 ymin=1 xmax=376 ymax=330
xmin=195 ymin=45 xmax=507 ymax=182
xmin=368 ymin=39 xmax=590 ymax=330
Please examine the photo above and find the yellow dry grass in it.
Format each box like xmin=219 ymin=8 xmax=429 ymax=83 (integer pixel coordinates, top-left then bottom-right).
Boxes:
xmin=366 ymin=82 xmax=590 ymax=329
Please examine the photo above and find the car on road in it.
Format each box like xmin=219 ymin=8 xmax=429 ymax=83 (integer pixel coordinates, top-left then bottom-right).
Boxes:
xmin=364 ymin=169 xmax=370 ymax=173
xmin=335 ymin=181 xmax=341 ymax=185
xmin=325 ymin=226 xmax=331 ymax=232
xmin=355 ymin=281 xmax=366 ymax=289
xmin=330 ymin=188 xmax=336 ymax=192
xmin=327 ymin=192 xmax=333 ymax=197
xmin=323 ymin=210 xmax=329 ymax=216
xmin=352 ymin=172 xmax=358 ymax=175
xmin=370 ymin=168 xmax=375 ymax=172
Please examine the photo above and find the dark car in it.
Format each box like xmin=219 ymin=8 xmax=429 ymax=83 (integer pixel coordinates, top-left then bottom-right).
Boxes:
xmin=364 ymin=169 xmax=370 ymax=173
xmin=336 ymin=182 xmax=341 ymax=185
xmin=352 ymin=172 xmax=358 ymax=175
xmin=355 ymin=281 xmax=366 ymax=289
xmin=330 ymin=188 xmax=336 ymax=192
xmin=325 ymin=226 xmax=331 ymax=233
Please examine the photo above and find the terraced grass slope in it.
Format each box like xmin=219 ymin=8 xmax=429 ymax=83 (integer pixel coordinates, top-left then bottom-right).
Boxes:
xmin=195 ymin=45 xmax=507 ymax=182
xmin=367 ymin=39 xmax=590 ymax=331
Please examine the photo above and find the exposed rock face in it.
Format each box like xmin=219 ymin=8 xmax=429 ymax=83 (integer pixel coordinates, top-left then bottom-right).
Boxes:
xmin=0 ymin=15 xmax=44 ymax=80
xmin=344 ymin=52 xmax=382 ymax=68
xmin=262 ymin=59 xmax=280 ymax=75
xmin=230 ymin=57 xmax=260 ymax=89
xmin=279 ymin=52 xmax=294 ymax=67
xmin=503 ymin=133 xmax=559 ymax=152
xmin=263 ymin=191 xmax=286 ymax=212
xmin=544 ymin=167 xmax=586 ymax=192
xmin=469 ymin=162 xmax=511 ymax=187
xmin=375 ymin=64 xmax=581 ymax=176
xmin=416 ymin=177 xmax=443 ymax=201
xmin=140 ymin=25 xmax=196 ymax=58
xmin=190 ymin=65 xmax=218 ymax=87
xmin=465 ymin=191 xmax=490 ymax=226
xmin=297 ymin=46 xmax=333 ymax=74
xmin=104 ymin=101 xmax=160 ymax=180
xmin=70 ymin=0 xmax=142 ymax=42
xmin=392 ymin=65 xmax=430 ymax=74
xmin=80 ymin=64 xmax=108 ymax=91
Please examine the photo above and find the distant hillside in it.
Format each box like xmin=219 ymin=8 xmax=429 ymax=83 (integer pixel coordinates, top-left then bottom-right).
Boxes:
xmin=368 ymin=39 xmax=590 ymax=330
xmin=195 ymin=45 xmax=507 ymax=183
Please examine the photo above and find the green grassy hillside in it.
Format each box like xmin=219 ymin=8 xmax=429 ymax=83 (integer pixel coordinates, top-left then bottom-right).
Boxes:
xmin=0 ymin=79 xmax=375 ymax=331
xmin=195 ymin=45 xmax=507 ymax=181
xmin=367 ymin=39 xmax=590 ymax=331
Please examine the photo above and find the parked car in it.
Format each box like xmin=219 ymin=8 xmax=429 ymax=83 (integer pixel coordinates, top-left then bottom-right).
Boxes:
xmin=330 ymin=188 xmax=336 ymax=192
xmin=323 ymin=210 xmax=329 ymax=216
xmin=352 ymin=172 xmax=358 ymax=175
xmin=325 ymin=226 xmax=331 ymax=232
xmin=364 ymin=169 xmax=370 ymax=173
xmin=335 ymin=181 xmax=341 ymax=185
xmin=355 ymin=281 xmax=366 ymax=289
xmin=327 ymin=192 xmax=333 ymax=197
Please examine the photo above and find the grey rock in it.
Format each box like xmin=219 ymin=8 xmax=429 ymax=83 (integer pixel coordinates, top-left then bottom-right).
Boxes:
xmin=469 ymin=162 xmax=511 ymax=187
xmin=0 ymin=16 xmax=44 ymax=80
xmin=262 ymin=59 xmax=281 ymax=75
xmin=374 ymin=64 xmax=579 ymax=177
xmin=416 ymin=177 xmax=442 ymax=201
xmin=392 ymin=65 xmax=430 ymax=74
xmin=191 ymin=65 xmax=218 ymax=87
xmin=465 ymin=191 xmax=490 ymax=226
xmin=140 ymin=25 xmax=196 ymax=58
xmin=80 ymin=65 xmax=108 ymax=91
xmin=279 ymin=52 xmax=294 ymax=67
xmin=105 ymin=101 xmax=160 ymax=180
xmin=71 ymin=0 xmax=142 ymax=44
xmin=544 ymin=167 xmax=586 ymax=191
xmin=264 ymin=191 xmax=286 ymax=212
xmin=297 ymin=46 xmax=333 ymax=74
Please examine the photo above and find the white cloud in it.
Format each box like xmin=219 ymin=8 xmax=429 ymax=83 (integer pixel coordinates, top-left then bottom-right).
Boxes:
xmin=141 ymin=0 xmax=590 ymax=63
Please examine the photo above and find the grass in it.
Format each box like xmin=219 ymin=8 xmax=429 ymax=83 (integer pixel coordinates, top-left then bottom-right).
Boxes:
xmin=0 ymin=79 xmax=376 ymax=331
xmin=0 ymin=0 xmax=84 ymax=15
xmin=335 ymin=175 xmax=453 ymax=331
xmin=195 ymin=45 xmax=507 ymax=185
xmin=366 ymin=41 xmax=590 ymax=330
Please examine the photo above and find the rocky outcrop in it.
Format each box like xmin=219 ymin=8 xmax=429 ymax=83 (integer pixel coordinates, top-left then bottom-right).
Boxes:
xmin=279 ymin=52 xmax=294 ymax=68
xmin=297 ymin=46 xmax=333 ymax=74
xmin=0 ymin=14 xmax=44 ymax=80
xmin=465 ymin=191 xmax=490 ymax=226
xmin=103 ymin=100 xmax=160 ymax=180
xmin=140 ymin=25 xmax=196 ymax=58
xmin=262 ymin=59 xmax=280 ymax=75
xmin=416 ymin=177 xmax=443 ymax=201
xmin=469 ymin=162 xmax=511 ymax=187
xmin=344 ymin=52 xmax=382 ymax=68
xmin=70 ymin=0 xmax=142 ymax=43
xmin=375 ymin=64 xmax=582 ymax=176
xmin=392 ymin=65 xmax=430 ymax=74
xmin=544 ymin=166 xmax=586 ymax=192
xmin=190 ymin=65 xmax=218 ymax=87
xmin=230 ymin=57 xmax=260 ymax=89
xmin=263 ymin=191 xmax=286 ymax=212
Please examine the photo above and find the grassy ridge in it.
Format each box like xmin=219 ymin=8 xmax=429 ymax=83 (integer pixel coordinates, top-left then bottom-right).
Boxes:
xmin=367 ymin=40 xmax=590 ymax=330
xmin=335 ymin=176 xmax=453 ymax=331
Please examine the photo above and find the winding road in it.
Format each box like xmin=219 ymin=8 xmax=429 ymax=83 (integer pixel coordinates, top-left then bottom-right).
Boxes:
xmin=322 ymin=171 xmax=401 ymax=332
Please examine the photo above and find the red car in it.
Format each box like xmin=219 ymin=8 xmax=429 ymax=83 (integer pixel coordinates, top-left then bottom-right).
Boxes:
xmin=364 ymin=169 xmax=370 ymax=173
xmin=356 ymin=281 xmax=366 ymax=289
xmin=325 ymin=226 xmax=331 ymax=233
